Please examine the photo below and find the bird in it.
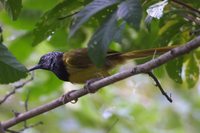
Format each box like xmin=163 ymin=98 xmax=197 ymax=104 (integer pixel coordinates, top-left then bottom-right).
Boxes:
xmin=28 ymin=46 xmax=175 ymax=84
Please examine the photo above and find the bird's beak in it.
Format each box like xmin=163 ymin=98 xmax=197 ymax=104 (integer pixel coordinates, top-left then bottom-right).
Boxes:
xmin=28 ymin=65 xmax=41 ymax=72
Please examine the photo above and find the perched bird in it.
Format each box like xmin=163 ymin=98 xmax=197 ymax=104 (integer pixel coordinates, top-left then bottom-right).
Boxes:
xmin=29 ymin=46 xmax=174 ymax=84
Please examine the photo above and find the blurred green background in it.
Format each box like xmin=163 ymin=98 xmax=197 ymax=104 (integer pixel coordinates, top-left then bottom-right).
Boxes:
xmin=0 ymin=0 xmax=200 ymax=133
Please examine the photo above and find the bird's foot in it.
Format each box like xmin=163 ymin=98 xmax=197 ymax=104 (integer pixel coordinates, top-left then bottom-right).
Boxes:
xmin=84 ymin=78 xmax=102 ymax=93
xmin=61 ymin=90 xmax=78 ymax=104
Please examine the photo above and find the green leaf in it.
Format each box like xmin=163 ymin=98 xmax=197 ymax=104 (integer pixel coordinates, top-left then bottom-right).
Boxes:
xmin=32 ymin=0 xmax=80 ymax=46
xmin=195 ymin=50 xmax=200 ymax=64
xmin=184 ymin=55 xmax=199 ymax=88
xmin=0 ymin=44 xmax=27 ymax=84
xmin=153 ymin=65 xmax=166 ymax=78
xmin=117 ymin=0 xmax=142 ymax=30
xmin=49 ymin=28 xmax=86 ymax=49
xmin=158 ymin=21 xmax=184 ymax=46
xmin=166 ymin=57 xmax=183 ymax=84
xmin=88 ymin=12 xmax=118 ymax=67
xmin=0 ymin=0 xmax=22 ymax=20
xmin=0 ymin=8 xmax=42 ymax=30
xmin=70 ymin=0 xmax=119 ymax=37
xmin=113 ymin=22 xmax=126 ymax=43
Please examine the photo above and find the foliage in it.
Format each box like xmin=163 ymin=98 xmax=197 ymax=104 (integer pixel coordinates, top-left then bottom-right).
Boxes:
xmin=0 ymin=0 xmax=200 ymax=132
xmin=0 ymin=43 xmax=27 ymax=84
xmin=0 ymin=29 xmax=27 ymax=84
xmin=0 ymin=0 xmax=199 ymax=86
xmin=0 ymin=0 xmax=22 ymax=20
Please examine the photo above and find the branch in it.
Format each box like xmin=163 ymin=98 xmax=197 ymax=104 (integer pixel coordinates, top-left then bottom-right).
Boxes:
xmin=171 ymin=0 xmax=200 ymax=16
xmin=182 ymin=14 xmax=200 ymax=25
xmin=0 ymin=123 xmax=5 ymax=133
xmin=0 ymin=73 xmax=34 ymax=105
xmin=5 ymin=122 xmax=43 ymax=133
xmin=147 ymin=72 xmax=172 ymax=102
xmin=106 ymin=118 xmax=119 ymax=133
xmin=2 ymin=35 xmax=200 ymax=130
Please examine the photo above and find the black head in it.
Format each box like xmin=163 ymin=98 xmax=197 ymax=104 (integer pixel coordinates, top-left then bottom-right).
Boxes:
xmin=29 ymin=52 xmax=63 ymax=71
xmin=29 ymin=52 xmax=69 ymax=81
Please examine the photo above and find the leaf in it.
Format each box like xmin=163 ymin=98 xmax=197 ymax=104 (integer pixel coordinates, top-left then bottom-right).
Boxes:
xmin=88 ymin=12 xmax=118 ymax=67
xmin=0 ymin=44 xmax=27 ymax=84
xmin=153 ymin=65 xmax=166 ymax=78
xmin=113 ymin=22 xmax=126 ymax=43
xmin=0 ymin=0 xmax=22 ymax=20
xmin=32 ymin=0 xmax=80 ymax=46
xmin=70 ymin=0 xmax=119 ymax=37
xmin=195 ymin=50 xmax=200 ymax=64
xmin=49 ymin=28 xmax=86 ymax=49
xmin=184 ymin=55 xmax=199 ymax=88
xmin=166 ymin=57 xmax=183 ymax=84
xmin=158 ymin=21 xmax=184 ymax=46
xmin=117 ymin=0 xmax=142 ymax=30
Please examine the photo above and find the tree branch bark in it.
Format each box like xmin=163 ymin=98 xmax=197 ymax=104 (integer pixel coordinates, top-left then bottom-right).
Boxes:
xmin=0 ymin=122 xmax=5 ymax=133
xmin=2 ymin=35 xmax=200 ymax=130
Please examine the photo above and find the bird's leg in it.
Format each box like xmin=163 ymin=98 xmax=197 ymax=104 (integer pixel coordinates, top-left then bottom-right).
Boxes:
xmin=84 ymin=78 xmax=103 ymax=93
xmin=85 ymin=71 xmax=109 ymax=93
xmin=61 ymin=90 xmax=78 ymax=104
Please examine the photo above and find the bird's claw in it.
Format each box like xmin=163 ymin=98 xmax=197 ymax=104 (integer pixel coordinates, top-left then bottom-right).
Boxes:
xmin=84 ymin=78 xmax=102 ymax=93
xmin=61 ymin=90 xmax=78 ymax=104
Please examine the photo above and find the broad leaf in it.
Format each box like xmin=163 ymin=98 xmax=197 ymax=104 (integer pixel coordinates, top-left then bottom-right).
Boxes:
xmin=49 ymin=28 xmax=86 ymax=49
xmin=0 ymin=0 xmax=22 ymax=20
xmin=32 ymin=0 xmax=80 ymax=45
xmin=0 ymin=44 xmax=27 ymax=84
xmin=117 ymin=0 xmax=142 ymax=30
xmin=70 ymin=0 xmax=119 ymax=37
xmin=158 ymin=21 xmax=184 ymax=46
xmin=184 ymin=55 xmax=199 ymax=88
xmin=88 ymin=12 xmax=118 ymax=67
xmin=166 ymin=57 xmax=183 ymax=84
xmin=113 ymin=22 xmax=126 ymax=43
xmin=195 ymin=50 xmax=200 ymax=64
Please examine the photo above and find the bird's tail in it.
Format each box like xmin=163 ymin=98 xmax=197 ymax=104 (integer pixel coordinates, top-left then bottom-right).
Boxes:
xmin=120 ymin=46 xmax=176 ymax=59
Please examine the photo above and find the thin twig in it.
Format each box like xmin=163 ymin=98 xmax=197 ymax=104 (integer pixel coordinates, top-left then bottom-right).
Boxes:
xmin=19 ymin=121 xmax=43 ymax=132
xmin=1 ymin=35 xmax=200 ymax=129
xmin=190 ymin=29 xmax=200 ymax=36
xmin=24 ymin=90 xmax=31 ymax=128
xmin=25 ymin=90 xmax=31 ymax=112
xmin=5 ymin=129 xmax=18 ymax=133
xmin=171 ymin=0 xmax=200 ymax=16
xmin=0 ymin=73 xmax=34 ymax=105
xmin=7 ymin=90 xmax=42 ymax=133
xmin=182 ymin=14 xmax=200 ymax=25
xmin=147 ymin=72 xmax=172 ymax=103
xmin=106 ymin=118 xmax=119 ymax=133
xmin=11 ymin=110 xmax=20 ymax=117
xmin=5 ymin=122 xmax=43 ymax=133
